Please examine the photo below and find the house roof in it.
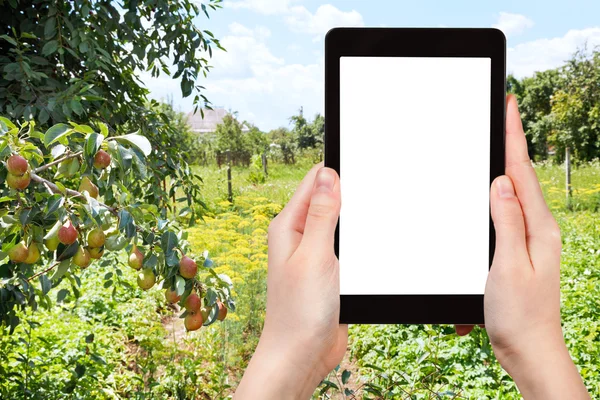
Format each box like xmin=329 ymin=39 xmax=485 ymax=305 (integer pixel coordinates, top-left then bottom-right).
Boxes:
xmin=186 ymin=108 xmax=249 ymax=133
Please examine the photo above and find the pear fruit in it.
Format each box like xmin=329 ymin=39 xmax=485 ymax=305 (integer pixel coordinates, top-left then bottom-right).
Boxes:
xmin=73 ymin=246 xmax=91 ymax=268
xmin=87 ymin=227 xmax=105 ymax=248
xmin=93 ymin=150 xmax=111 ymax=169
xmin=184 ymin=292 xmax=201 ymax=312
xmin=217 ymin=301 xmax=228 ymax=321
xmin=6 ymin=171 xmax=31 ymax=190
xmin=8 ymin=242 xmax=28 ymax=263
xmin=179 ymin=255 xmax=197 ymax=279
xmin=137 ymin=269 xmax=156 ymax=290
xmin=165 ymin=288 xmax=181 ymax=304
xmin=200 ymin=305 xmax=210 ymax=322
xmin=88 ymin=247 xmax=104 ymax=259
xmin=58 ymin=221 xmax=78 ymax=245
xmin=79 ymin=176 xmax=99 ymax=199
xmin=45 ymin=234 xmax=60 ymax=251
xmin=7 ymin=154 xmax=29 ymax=175
xmin=128 ymin=244 xmax=144 ymax=270
xmin=184 ymin=312 xmax=203 ymax=331
xmin=24 ymin=243 xmax=41 ymax=264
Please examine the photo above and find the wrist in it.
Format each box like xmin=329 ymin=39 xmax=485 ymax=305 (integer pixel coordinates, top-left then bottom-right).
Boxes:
xmin=495 ymin=333 xmax=589 ymax=399
xmin=235 ymin=332 xmax=324 ymax=399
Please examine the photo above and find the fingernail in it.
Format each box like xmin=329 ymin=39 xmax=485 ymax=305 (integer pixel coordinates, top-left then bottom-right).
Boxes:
xmin=497 ymin=177 xmax=515 ymax=198
xmin=315 ymin=168 xmax=335 ymax=192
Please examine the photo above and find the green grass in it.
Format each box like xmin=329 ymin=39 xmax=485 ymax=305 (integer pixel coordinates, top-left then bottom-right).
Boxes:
xmin=1 ymin=159 xmax=599 ymax=399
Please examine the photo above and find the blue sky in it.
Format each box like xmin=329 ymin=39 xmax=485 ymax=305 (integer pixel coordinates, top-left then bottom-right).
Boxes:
xmin=144 ymin=0 xmax=600 ymax=131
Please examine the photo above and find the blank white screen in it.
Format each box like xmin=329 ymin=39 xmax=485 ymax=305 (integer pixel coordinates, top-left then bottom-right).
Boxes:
xmin=339 ymin=57 xmax=491 ymax=295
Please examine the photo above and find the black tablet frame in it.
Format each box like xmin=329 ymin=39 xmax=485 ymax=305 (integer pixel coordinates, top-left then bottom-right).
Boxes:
xmin=325 ymin=28 xmax=506 ymax=324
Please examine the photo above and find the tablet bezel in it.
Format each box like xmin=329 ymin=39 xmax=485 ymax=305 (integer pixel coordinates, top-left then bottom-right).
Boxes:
xmin=325 ymin=28 xmax=506 ymax=324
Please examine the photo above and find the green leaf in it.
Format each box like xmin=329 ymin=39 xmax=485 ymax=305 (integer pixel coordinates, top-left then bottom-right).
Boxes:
xmin=56 ymin=288 xmax=69 ymax=302
xmin=44 ymin=17 xmax=57 ymax=39
xmin=72 ymin=123 xmax=94 ymax=134
xmin=175 ymin=276 xmax=185 ymax=296
xmin=57 ymin=241 xmax=79 ymax=261
xmin=46 ymin=194 xmax=64 ymax=216
xmin=85 ymin=133 xmax=104 ymax=158
xmin=44 ymin=124 xmax=73 ymax=147
xmin=21 ymin=32 xmax=37 ymax=39
xmin=44 ymin=220 xmax=63 ymax=240
xmin=39 ymin=275 xmax=52 ymax=295
xmin=85 ymin=333 xmax=94 ymax=343
xmin=41 ymin=40 xmax=59 ymax=56
xmin=341 ymin=370 xmax=351 ymax=385
xmin=98 ymin=123 xmax=108 ymax=136
xmin=113 ymin=134 xmax=152 ymax=156
xmin=0 ymin=35 xmax=17 ymax=46
xmin=160 ymin=231 xmax=178 ymax=255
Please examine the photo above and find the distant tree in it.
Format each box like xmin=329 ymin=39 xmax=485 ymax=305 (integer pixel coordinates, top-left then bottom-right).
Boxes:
xmin=268 ymin=127 xmax=297 ymax=164
xmin=215 ymin=114 xmax=250 ymax=166
xmin=290 ymin=107 xmax=318 ymax=150
xmin=244 ymin=124 xmax=269 ymax=156
xmin=509 ymin=70 xmax=563 ymax=160
xmin=550 ymin=48 xmax=600 ymax=163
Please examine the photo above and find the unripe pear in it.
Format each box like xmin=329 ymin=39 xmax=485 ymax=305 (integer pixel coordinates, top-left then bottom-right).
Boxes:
xmin=24 ymin=243 xmax=41 ymax=264
xmin=58 ymin=221 xmax=78 ymax=245
xmin=179 ymin=255 xmax=197 ymax=279
xmin=8 ymin=242 xmax=28 ymax=263
xmin=7 ymin=154 xmax=29 ymax=176
xmin=88 ymin=247 xmax=104 ymax=259
xmin=184 ymin=311 xmax=203 ymax=331
xmin=6 ymin=171 xmax=31 ymax=190
xmin=87 ymin=227 xmax=105 ymax=248
xmin=165 ymin=288 xmax=181 ymax=304
xmin=45 ymin=234 xmax=60 ymax=251
xmin=137 ymin=269 xmax=156 ymax=290
xmin=73 ymin=246 xmax=91 ymax=268
xmin=128 ymin=245 xmax=144 ymax=270
xmin=79 ymin=176 xmax=99 ymax=199
xmin=200 ymin=306 xmax=210 ymax=322
xmin=217 ymin=301 xmax=227 ymax=321
xmin=184 ymin=292 xmax=201 ymax=312
xmin=93 ymin=150 xmax=111 ymax=169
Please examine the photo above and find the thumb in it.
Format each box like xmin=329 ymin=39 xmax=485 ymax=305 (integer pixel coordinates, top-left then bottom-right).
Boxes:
xmin=298 ymin=167 xmax=341 ymax=259
xmin=490 ymin=175 xmax=529 ymax=266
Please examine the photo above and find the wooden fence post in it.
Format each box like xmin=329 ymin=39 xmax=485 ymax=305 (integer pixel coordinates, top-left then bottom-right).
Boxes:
xmin=566 ymin=147 xmax=572 ymax=209
xmin=261 ymin=152 xmax=268 ymax=177
xmin=227 ymin=150 xmax=233 ymax=203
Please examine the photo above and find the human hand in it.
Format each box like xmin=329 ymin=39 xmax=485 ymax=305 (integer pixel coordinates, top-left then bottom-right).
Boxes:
xmin=236 ymin=164 xmax=347 ymax=399
xmin=456 ymin=95 xmax=589 ymax=399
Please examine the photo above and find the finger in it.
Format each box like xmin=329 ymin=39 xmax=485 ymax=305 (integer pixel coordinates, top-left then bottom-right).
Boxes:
xmin=268 ymin=163 xmax=323 ymax=265
xmin=490 ymin=175 xmax=530 ymax=268
xmin=455 ymin=325 xmax=474 ymax=336
xmin=297 ymin=168 xmax=341 ymax=260
xmin=505 ymin=95 xmax=559 ymax=249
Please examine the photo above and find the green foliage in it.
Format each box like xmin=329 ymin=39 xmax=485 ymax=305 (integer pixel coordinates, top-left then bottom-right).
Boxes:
xmin=0 ymin=0 xmax=223 ymax=125
xmin=215 ymin=114 xmax=252 ymax=167
xmin=0 ymin=118 xmax=234 ymax=336
xmin=510 ymin=47 xmax=600 ymax=162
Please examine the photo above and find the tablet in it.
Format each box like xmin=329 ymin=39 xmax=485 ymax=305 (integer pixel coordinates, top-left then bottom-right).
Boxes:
xmin=325 ymin=28 xmax=506 ymax=324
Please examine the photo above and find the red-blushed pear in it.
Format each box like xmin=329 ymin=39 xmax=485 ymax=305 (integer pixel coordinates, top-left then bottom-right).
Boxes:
xmin=128 ymin=244 xmax=144 ymax=270
xmin=184 ymin=292 xmax=201 ymax=312
xmin=8 ymin=242 xmax=28 ymax=263
xmin=217 ymin=301 xmax=227 ymax=321
xmin=93 ymin=150 xmax=111 ymax=169
xmin=165 ymin=288 xmax=181 ymax=304
xmin=45 ymin=234 xmax=60 ymax=251
xmin=58 ymin=221 xmax=78 ymax=245
xmin=88 ymin=247 xmax=104 ymax=259
xmin=184 ymin=311 xmax=203 ymax=331
xmin=7 ymin=154 xmax=28 ymax=176
xmin=73 ymin=246 xmax=91 ymax=268
xmin=179 ymin=255 xmax=197 ymax=279
xmin=24 ymin=243 xmax=41 ymax=264
xmin=87 ymin=227 xmax=105 ymax=248
xmin=137 ymin=269 xmax=156 ymax=290
xmin=79 ymin=176 xmax=99 ymax=199
xmin=200 ymin=305 xmax=210 ymax=322
xmin=6 ymin=171 xmax=31 ymax=190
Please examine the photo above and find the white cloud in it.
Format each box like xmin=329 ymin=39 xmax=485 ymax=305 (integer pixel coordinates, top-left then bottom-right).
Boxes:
xmin=492 ymin=12 xmax=534 ymax=38
xmin=508 ymin=27 xmax=600 ymax=77
xmin=285 ymin=4 xmax=364 ymax=36
xmin=224 ymin=0 xmax=295 ymax=15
